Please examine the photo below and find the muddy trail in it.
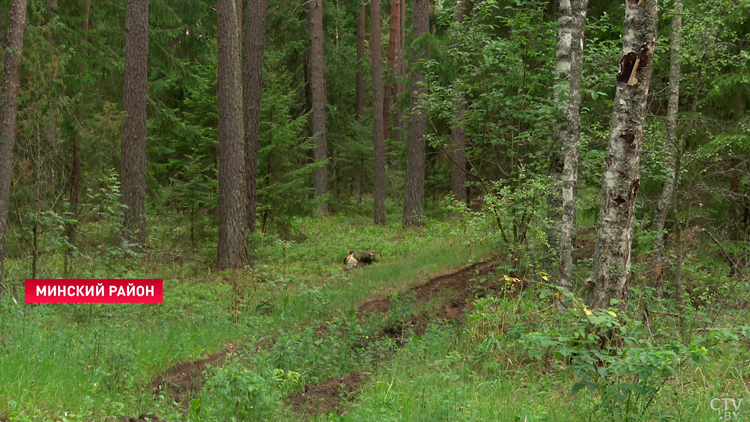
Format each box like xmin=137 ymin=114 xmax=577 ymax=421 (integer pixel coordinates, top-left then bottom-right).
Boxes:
xmin=144 ymin=257 xmax=507 ymax=420
xmin=286 ymin=259 xmax=508 ymax=416
xmin=287 ymin=258 xmax=507 ymax=417
xmin=148 ymin=346 xmax=235 ymax=407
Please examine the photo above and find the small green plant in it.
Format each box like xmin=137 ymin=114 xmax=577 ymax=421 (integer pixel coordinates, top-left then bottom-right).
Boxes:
xmin=514 ymin=298 xmax=709 ymax=421
xmin=197 ymin=351 xmax=299 ymax=422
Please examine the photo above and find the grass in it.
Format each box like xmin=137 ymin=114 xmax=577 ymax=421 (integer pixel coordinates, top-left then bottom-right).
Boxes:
xmin=334 ymin=322 xmax=750 ymax=422
xmin=1 ymin=210 xmax=749 ymax=421
xmin=0 ymin=213 xmax=493 ymax=420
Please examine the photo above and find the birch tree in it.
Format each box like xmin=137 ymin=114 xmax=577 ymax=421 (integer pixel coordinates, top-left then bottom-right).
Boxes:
xmin=449 ymin=0 xmax=468 ymax=206
xmin=587 ymin=0 xmax=657 ymax=309
xmin=652 ymin=0 xmax=683 ymax=298
xmin=547 ymin=0 xmax=588 ymax=313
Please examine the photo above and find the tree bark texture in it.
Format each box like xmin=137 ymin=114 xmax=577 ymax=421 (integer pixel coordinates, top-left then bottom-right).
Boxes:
xmin=243 ymin=0 xmax=268 ymax=233
xmin=556 ymin=0 xmax=587 ymax=313
xmin=402 ymin=0 xmax=429 ymax=227
xmin=218 ymin=0 xmax=246 ymax=269
xmin=587 ymin=0 xmax=657 ymax=309
xmin=449 ymin=0 xmax=468 ymax=205
xmin=309 ymin=0 xmax=328 ymax=215
xmin=546 ymin=0 xmax=574 ymax=280
xmin=0 ymin=0 xmax=28 ymax=294
xmin=372 ymin=0 xmax=387 ymax=225
xmin=384 ymin=0 xmax=401 ymax=141
xmin=356 ymin=2 xmax=366 ymax=122
xmin=652 ymin=0 xmax=682 ymax=298
xmin=120 ymin=0 xmax=149 ymax=251
xmin=68 ymin=0 xmax=91 ymax=252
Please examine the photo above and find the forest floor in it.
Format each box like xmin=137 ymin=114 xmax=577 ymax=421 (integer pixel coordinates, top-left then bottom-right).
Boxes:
xmin=1 ymin=214 xmax=749 ymax=422
xmin=145 ymin=258 xmax=503 ymax=419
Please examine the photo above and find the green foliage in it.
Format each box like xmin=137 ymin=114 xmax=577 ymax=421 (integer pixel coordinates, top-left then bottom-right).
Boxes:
xmin=508 ymin=296 xmax=712 ymax=421
xmin=446 ymin=172 xmax=549 ymax=276
xmin=2 ymin=0 xmax=750 ymax=420
xmin=196 ymin=351 xmax=299 ymax=422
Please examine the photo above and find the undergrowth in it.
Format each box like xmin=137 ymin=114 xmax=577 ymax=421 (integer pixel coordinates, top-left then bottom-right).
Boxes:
xmin=0 ymin=212 xmax=490 ymax=420
xmin=2 ymin=207 xmax=749 ymax=421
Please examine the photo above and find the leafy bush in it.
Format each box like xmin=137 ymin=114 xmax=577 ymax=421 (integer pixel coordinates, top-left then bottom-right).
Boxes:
xmin=512 ymin=298 xmax=709 ymax=421
xmin=196 ymin=351 xmax=299 ymax=422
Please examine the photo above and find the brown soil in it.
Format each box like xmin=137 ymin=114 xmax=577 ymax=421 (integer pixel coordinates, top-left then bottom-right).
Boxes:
xmin=120 ymin=414 xmax=165 ymax=422
xmin=358 ymin=259 xmax=500 ymax=315
xmin=142 ymin=257 xmax=505 ymax=419
xmin=148 ymin=345 xmax=235 ymax=407
xmin=288 ymin=258 xmax=506 ymax=417
xmin=286 ymin=371 xmax=364 ymax=416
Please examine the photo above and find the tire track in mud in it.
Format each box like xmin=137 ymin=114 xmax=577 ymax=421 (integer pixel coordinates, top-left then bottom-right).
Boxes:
xmin=286 ymin=258 xmax=508 ymax=417
xmin=143 ymin=257 xmax=507 ymax=419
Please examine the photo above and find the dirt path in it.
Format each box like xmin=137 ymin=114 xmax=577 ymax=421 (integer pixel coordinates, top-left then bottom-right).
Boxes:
xmin=148 ymin=346 xmax=235 ymax=407
xmin=287 ymin=258 xmax=504 ymax=416
xmin=143 ymin=257 xmax=504 ymax=419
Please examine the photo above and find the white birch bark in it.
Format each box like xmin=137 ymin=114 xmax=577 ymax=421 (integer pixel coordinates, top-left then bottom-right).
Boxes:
xmin=652 ymin=0 xmax=683 ymax=298
xmin=557 ymin=0 xmax=588 ymax=313
xmin=587 ymin=0 xmax=658 ymax=309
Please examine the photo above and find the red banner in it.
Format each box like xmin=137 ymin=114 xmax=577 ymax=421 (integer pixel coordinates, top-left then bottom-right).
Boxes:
xmin=25 ymin=279 xmax=163 ymax=303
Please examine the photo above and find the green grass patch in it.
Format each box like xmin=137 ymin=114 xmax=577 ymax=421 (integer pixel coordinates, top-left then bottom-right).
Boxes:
xmin=0 ymin=214 xmax=491 ymax=420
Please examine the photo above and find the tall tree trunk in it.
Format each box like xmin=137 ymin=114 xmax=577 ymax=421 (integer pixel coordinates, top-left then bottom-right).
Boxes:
xmin=586 ymin=0 xmax=657 ymax=309
xmin=372 ymin=0 xmax=387 ymax=225
xmin=356 ymin=2 xmax=366 ymax=121
xmin=217 ymin=0 xmax=246 ymax=269
xmin=0 ymin=7 xmax=6 ymax=50
xmin=384 ymin=0 xmax=401 ymax=141
xmin=67 ymin=0 xmax=90 ymax=256
xmin=546 ymin=0 xmax=573 ymax=284
xmin=120 ymin=0 xmax=149 ymax=251
xmin=395 ymin=0 xmax=406 ymax=143
xmin=399 ymin=0 xmax=406 ymax=91
xmin=0 ymin=0 xmax=28 ymax=298
xmin=555 ymin=0 xmax=588 ymax=313
xmin=449 ymin=0 xmax=468 ymax=206
xmin=243 ymin=0 xmax=268 ymax=233
xmin=402 ymin=0 xmax=429 ymax=227
xmin=353 ymin=2 xmax=366 ymax=203
xmin=309 ymin=0 xmax=328 ymax=215
xmin=729 ymin=86 xmax=747 ymax=277
xmin=652 ymin=0 xmax=682 ymax=298
xmin=236 ymin=0 xmax=243 ymax=32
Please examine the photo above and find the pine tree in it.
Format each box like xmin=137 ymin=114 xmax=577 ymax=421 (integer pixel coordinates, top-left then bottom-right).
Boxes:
xmin=309 ymin=0 xmax=328 ymax=215
xmin=372 ymin=0 xmax=386 ymax=224
xmin=243 ymin=0 xmax=269 ymax=233
xmin=0 ymin=0 xmax=28 ymax=296
xmin=217 ymin=0 xmax=246 ymax=269
xmin=402 ymin=0 xmax=429 ymax=227
xmin=120 ymin=0 xmax=149 ymax=251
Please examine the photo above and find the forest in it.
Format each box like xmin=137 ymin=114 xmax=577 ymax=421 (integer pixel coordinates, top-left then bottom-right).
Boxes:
xmin=0 ymin=0 xmax=749 ymax=420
